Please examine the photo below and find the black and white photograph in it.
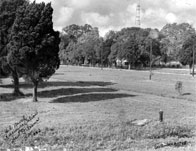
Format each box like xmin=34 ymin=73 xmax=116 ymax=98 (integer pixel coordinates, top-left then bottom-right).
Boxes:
xmin=0 ymin=0 xmax=196 ymax=150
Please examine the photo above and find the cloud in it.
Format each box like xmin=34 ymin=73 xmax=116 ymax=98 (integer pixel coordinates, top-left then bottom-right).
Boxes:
xmin=165 ymin=13 xmax=177 ymax=23
xmin=81 ymin=12 xmax=110 ymax=26
xmin=30 ymin=0 xmax=196 ymax=36
xmin=70 ymin=0 xmax=90 ymax=8
xmin=56 ymin=7 xmax=74 ymax=26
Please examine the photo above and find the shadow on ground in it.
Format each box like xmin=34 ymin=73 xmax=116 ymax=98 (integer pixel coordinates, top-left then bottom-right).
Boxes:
xmin=36 ymin=88 xmax=117 ymax=98
xmin=0 ymin=81 xmax=115 ymax=89
xmin=50 ymin=93 xmax=136 ymax=103
xmin=182 ymin=93 xmax=191 ymax=96
xmin=0 ymin=81 xmax=118 ymax=102
xmin=0 ymin=93 xmax=24 ymax=102
xmin=0 ymin=88 xmax=135 ymax=103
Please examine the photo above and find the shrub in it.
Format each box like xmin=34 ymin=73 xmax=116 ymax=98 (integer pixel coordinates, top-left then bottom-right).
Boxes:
xmin=175 ymin=81 xmax=183 ymax=95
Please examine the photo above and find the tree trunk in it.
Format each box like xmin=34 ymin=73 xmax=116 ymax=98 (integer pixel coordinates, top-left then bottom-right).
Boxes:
xmin=12 ymin=71 xmax=24 ymax=96
xmin=32 ymin=81 xmax=38 ymax=102
xmin=189 ymin=64 xmax=192 ymax=74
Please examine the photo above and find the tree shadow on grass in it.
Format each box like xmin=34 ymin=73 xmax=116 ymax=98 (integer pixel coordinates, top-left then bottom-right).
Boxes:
xmin=0 ymin=93 xmax=25 ymax=102
xmin=0 ymin=81 xmax=115 ymax=89
xmin=182 ymin=93 xmax=191 ymax=96
xmin=0 ymin=87 xmax=119 ymax=102
xmin=32 ymin=87 xmax=118 ymax=98
xmin=50 ymin=93 xmax=136 ymax=103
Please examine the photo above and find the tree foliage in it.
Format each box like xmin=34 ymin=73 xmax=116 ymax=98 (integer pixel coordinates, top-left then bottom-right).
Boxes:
xmin=63 ymin=24 xmax=93 ymax=41
xmin=59 ymin=24 xmax=95 ymax=64
xmin=108 ymin=28 xmax=161 ymax=68
xmin=160 ymin=23 xmax=195 ymax=61
xmin=59 ymin=26 xmax=163 ymax=68
xmin=103 ymin=30 xmax=117 ymax=66
xmin=0 ymin=0 xmax=27 ymax=56
xmin=0 ymin=0 xmax=27 ymax=95
xmin=179 ymin=34 xmax=196 ymax=68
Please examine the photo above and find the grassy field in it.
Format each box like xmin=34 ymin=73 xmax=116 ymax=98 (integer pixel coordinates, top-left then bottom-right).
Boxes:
xmin=0 ymin=65 xmax=196 ymax=150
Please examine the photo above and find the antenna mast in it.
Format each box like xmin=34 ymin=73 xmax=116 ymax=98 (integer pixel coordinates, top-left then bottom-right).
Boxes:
xmin=135 ymin=0 xmax=141 ymax=27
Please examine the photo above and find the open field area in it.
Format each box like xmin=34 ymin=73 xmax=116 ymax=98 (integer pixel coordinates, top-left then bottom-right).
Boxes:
xmin=0 ymin=66 xmax=196 ymax=150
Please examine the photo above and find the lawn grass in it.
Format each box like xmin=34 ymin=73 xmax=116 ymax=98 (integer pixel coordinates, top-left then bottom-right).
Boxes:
xmin=0 ymin=65 xmax=196 ymax=150
xmin=0 ymin=119 xmax=195 ymax=150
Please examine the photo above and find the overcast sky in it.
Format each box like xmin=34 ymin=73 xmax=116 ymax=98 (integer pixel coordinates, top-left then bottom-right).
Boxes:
xmin=30 ymin=0 xmax=196 ymax=36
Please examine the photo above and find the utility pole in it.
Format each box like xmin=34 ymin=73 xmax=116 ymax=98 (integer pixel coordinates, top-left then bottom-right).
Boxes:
xmin=149 ymin=29 xmax=158 ymax=80
xmin=101 ymin=47 xmax=103 ymax=70
xmin=149 ymin=39 xmax=152 ymax=80
xmin=193 ymin=44 xmax=195 ymax=77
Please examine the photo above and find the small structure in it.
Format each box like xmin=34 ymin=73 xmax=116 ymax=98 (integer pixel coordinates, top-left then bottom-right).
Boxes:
xmin=116 ymin=58 xmax=128 ymax=68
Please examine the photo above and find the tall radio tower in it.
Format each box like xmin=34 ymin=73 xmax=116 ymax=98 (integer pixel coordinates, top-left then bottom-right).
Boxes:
xmin=135 ymin=0 xmax=141 ymax=27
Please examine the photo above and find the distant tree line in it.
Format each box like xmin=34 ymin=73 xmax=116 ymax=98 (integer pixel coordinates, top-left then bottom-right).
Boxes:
xmin=59 ymin=23 xmax=196 ymax=69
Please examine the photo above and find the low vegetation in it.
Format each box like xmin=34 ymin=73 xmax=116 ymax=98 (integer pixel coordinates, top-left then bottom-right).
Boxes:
xmin=0 ymin=116 xmax=195 ymax=150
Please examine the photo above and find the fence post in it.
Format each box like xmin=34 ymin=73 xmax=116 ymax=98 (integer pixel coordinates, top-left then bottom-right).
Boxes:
xmin=159 ymin=110 xmax=163 ymax=122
